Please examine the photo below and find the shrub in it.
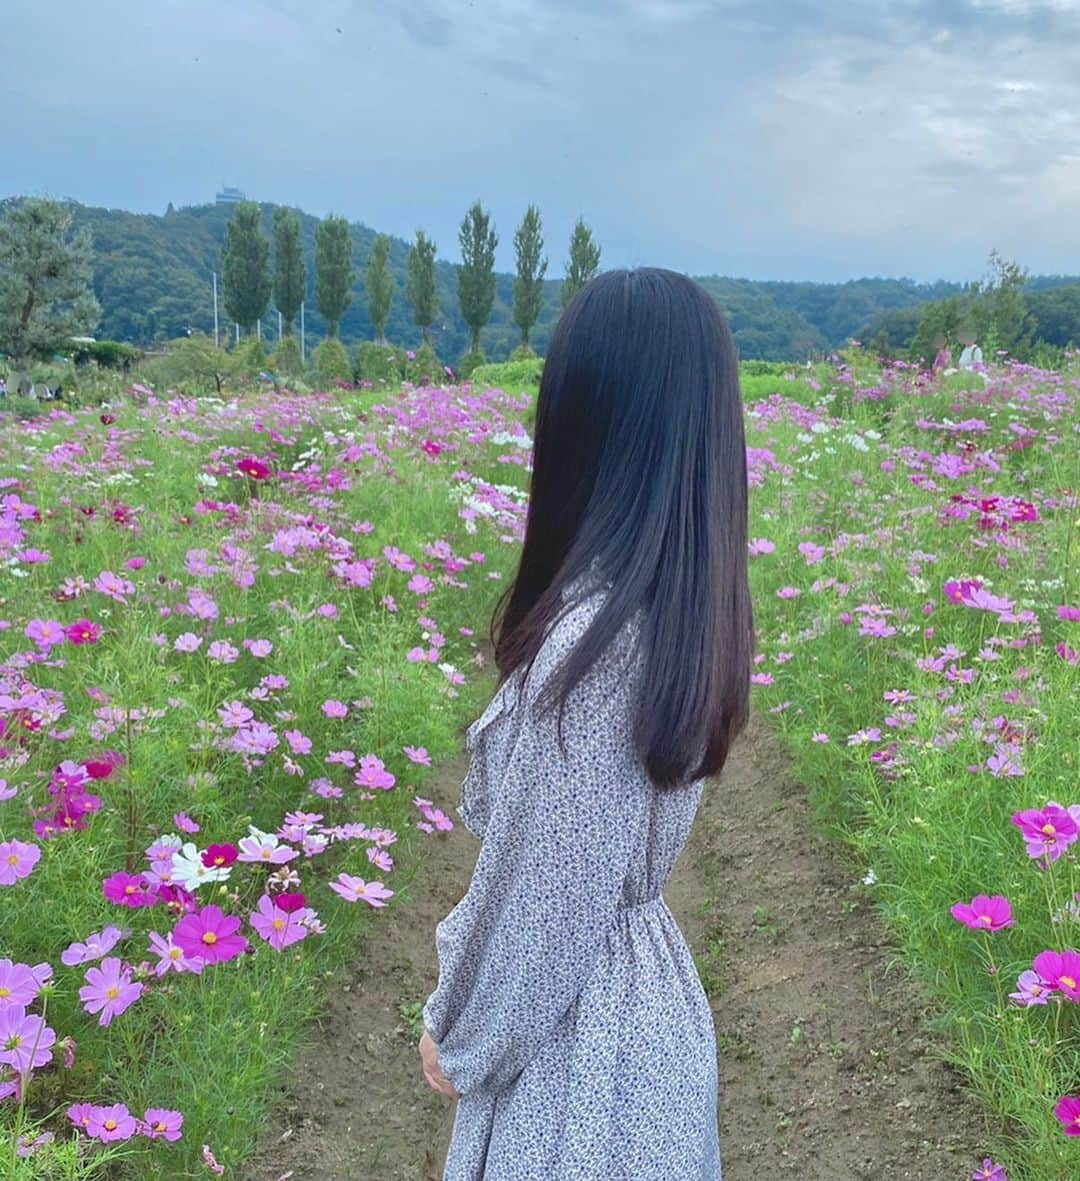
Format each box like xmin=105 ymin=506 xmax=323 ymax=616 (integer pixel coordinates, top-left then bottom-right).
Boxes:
xmin=456 ymin=349 xmax=487 ymax=381
xmin=509 ymin=343 xmax=536 ymax=362
xmin=404 ymin=342 xmax=443 ymax=386
xmin=312 ymin=338 xmax=352 ymax=385
xmin=232 ymin=337 xmax=267 ymax=376
xmin=354 ymin=342 xmax=405 ymax=387
xmin=273 ymin=335 xmax=304 ymax=378
xmin=469 ymin=357 xmax=544 ymax=393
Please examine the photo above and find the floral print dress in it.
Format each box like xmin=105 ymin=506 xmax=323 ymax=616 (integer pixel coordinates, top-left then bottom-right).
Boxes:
xmin=422 ymin=578 xmax=722 ymax=1180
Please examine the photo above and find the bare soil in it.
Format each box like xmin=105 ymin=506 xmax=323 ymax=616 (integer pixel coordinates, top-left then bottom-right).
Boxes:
xmin=243 ymin=714 xmax=986 ymax=1181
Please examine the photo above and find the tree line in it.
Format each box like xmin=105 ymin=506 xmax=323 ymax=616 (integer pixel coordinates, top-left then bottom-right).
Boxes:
xmin=220 ymin=200 xmax=600 ymax=370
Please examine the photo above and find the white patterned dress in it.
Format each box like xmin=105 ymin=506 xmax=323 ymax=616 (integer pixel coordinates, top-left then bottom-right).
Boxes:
xmin=423 ymin=580 xmax=722 ymax=1180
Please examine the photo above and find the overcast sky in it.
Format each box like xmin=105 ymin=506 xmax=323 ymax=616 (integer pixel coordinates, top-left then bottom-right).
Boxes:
xmin=3 ymin=0 xmax=1079 ymax=282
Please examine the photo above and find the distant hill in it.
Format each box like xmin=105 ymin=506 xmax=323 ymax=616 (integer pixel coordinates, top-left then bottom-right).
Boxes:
xmin=5 ymin=196 xmax=1076 ymax=361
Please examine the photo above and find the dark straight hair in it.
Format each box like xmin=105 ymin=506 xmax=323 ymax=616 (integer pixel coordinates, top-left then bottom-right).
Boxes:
xmin=491 ymin=267 xmax=754 ymax=790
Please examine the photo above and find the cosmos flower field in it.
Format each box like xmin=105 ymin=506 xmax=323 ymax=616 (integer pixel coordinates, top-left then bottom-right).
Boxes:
xmin=1 ymin=358 xmax=1078 ymax=1180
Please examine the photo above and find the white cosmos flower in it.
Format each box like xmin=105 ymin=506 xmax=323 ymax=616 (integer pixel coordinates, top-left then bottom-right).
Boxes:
xmin=170 ymin=842 xmax=231 ymax=891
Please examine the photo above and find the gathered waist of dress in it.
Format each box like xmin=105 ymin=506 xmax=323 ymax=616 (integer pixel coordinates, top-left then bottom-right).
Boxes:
xmin=615 ymin=894 xmax=669 ymax=917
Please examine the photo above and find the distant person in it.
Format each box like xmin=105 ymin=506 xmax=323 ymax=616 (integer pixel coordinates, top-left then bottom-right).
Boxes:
xmin=0 ymin=376 xmax=6 ymax=397
xmin=931 ymin=334 xmax=951 ymax=373
xmin=17 ymin=374 xmax=31 ymax=397
xmin=958 ymin=334 xmax=984 ymax=370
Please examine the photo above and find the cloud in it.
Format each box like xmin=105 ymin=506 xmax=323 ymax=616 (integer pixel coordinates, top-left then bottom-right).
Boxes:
xmin=1 ymin=0 xmax=1077 ymax=282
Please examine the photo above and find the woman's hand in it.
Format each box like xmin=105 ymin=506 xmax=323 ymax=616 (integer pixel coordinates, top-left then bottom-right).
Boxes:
xmin=420 ymin=1029 xmax=461 ymax=1099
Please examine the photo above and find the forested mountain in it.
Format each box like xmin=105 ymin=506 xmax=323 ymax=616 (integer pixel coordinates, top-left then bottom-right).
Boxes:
xmin=6 ymin=196 xmax=1076 ymax=361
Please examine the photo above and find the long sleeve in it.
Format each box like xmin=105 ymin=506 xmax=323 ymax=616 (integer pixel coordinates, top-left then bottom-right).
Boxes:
xmin=422 ymin=603 xmax=649 ymax=1097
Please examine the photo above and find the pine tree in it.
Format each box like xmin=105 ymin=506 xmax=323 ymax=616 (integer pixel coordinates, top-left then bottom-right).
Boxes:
xmin=457 ymin=202 xmax=498 ymax=354
xmin=314 ymin=215 xmax=354 ymax=338
xmin=406 ymin=230 xmax=438 ymax=343
xmin=272 ymin=207 xmax=305 ymax=335
xmin=221 ymin=202 xmax=271 ymax=335
xmin=0 ymin=198 xmax=100 ymax=364
xmin=561 ymin=218 xmax=601 ymax=309
xmin=365 ymin=234 xmax=395 ymax=344
xmin=512 ymin=204 xmax=548 ymax=347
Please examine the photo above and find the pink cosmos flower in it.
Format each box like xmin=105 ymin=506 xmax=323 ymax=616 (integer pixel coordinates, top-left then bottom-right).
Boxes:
xmin=950 ymin=895 xmax=1014 ymax=932
xmin=273 ymin=892 xmax=307 ymax=913
xmin=0 ymin=840 xmax=41 ymax=886
xmin=103 ymin=871 xmax=157 ymax=909
xmin=175 ymin=812 xmax=200 ymax=834
xmin=61 ymin=926 xmax=125 ymax=967
xmin=173 ymin=905 xmax=249 ymax=964
xmin=1055 ymin=1094 xmax=1080 ymax=1136
xmin=354 ymin=755 xmax=395 ymax=791
xmin=972 ymin=1160 xmax=1007 ymax=1181
xmin=1057 ymin=605 xmax=1080 ymax=622
xmin=285 ymin=729 xmax=312 ymax=755
xmin=203 ymin=1144 xmax=226 ymax=1175
xmin=748 ymin=538 xmax=775 ymax=555
xmin=86 ymin=1103 xmax=138 ymax=1142
xmin=1011 ymin=804 xmax=1078 ymax=862
xmin=329 ymin=874 xmax=394 ymax=907
xmin=148 ymin=930 xmax=203 ymax=976
xmin=0 ymin=1006 xmax=56 ymax=1072
xmin=68 ymin=1103 xmax=95 ymax=1131
xmin=1032 ymin=949 xmax=1080 ymax=1000
xmin=246 ymin=638 xmax=273 ymax=657
xmin=250 ymin=894 xmax=310 ymax=951
xmin=25 ymin=618 xmax=66 ymax=650
xmin=142 ymin=1108 xmax=184 ymax=1141
xmin=403 ymin=745 xmax=432 ymax=766
xmin=1009 ymin=969 xmax=1050 ymax=1006
xmin=93 ymin=570 xmax=135 ymax=602
xmin=237 ymin=833 xmax=298 ymax=864
xmin=0 ymin=960 xmax=52 ymax=1007
xmin=173 ymin=632 xmax=202 ymax=653
xmin=219 ymin=700 xmax=254 ymax=729
xmin=207 ymin=640 xmax=240 ymax=663
xmin=321 ymin=699 xmax=348 ymax=719
xmin=0 ymin=780 xmax=15 ymax=801
xmin=79 ymin=958 xmax=143 ymax=1026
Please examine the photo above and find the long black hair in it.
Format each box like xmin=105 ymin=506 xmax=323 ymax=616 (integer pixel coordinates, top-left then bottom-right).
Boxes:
xmin=492 ymin=267 xmax=754 ymax=790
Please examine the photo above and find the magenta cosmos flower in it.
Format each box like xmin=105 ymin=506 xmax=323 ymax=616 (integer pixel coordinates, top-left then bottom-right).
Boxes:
xmin=1054 ymin=1093 xmax=1080 ymax=1136
xmin=200 ymin=843 xmax=238 ymax=870
xmin=249 ymin=894 xmax=310 ymax=951
xmin=173 ymin=905 xmax=249 ymax=964
xmin=329 ymin=874 xmax=394 ymax=908
xmin=950 ymin=895 xmax=1015 ymax=932
xmin=79 ymin=958 xmax=143 ymax=1027
xmin=64 ymin=618 xmax=102 ymax=645
xmin=0 ymin=1006 xmax=56 ymax=1072
xmin=237 ymin=456 xmax=270 ymax=480
xmin=1011 ymin=803 xmax=1078 ymax=862
xmin=103 ymin=871 xmax=157 ymax=909
xmin=142 ymin=1107 xmax=184 ymax=1141
xmin=0 ymin=840 xmax=41 ymax=886
xmin=1032 ymin=950 xmax=1080 ymax=1000
xmin=86 ymin=1103 xmax=138 ymax=1142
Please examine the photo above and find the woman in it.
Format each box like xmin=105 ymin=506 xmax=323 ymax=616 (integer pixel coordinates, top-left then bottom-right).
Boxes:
xmin=420 ymin=267 xmax=754 ymax=1180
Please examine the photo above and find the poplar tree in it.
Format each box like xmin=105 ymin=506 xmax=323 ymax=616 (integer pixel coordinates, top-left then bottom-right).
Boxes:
xmin=365 ymin=234 xmax=394 ymax=344
xmin=221 ymin=202 xmax=271 ymax=335
xmin=457 ymin=201 xmax=498 ymax=354
xmin=272 ymin=207 xmax=305 ymax=334
xmin=314 ymin=214 xmax=354 ymax=338
xmin=512 ymin=204 xmax=548 ymax=347
xmin=406 ymin=230 xmax=438 ymax=343
xmin=561 ymin=218 xmax=601 ymax=309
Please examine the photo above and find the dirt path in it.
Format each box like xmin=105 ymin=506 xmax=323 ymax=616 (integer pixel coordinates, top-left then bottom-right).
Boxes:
xmin=244 ymin=715 xmax=983 ymax=1181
